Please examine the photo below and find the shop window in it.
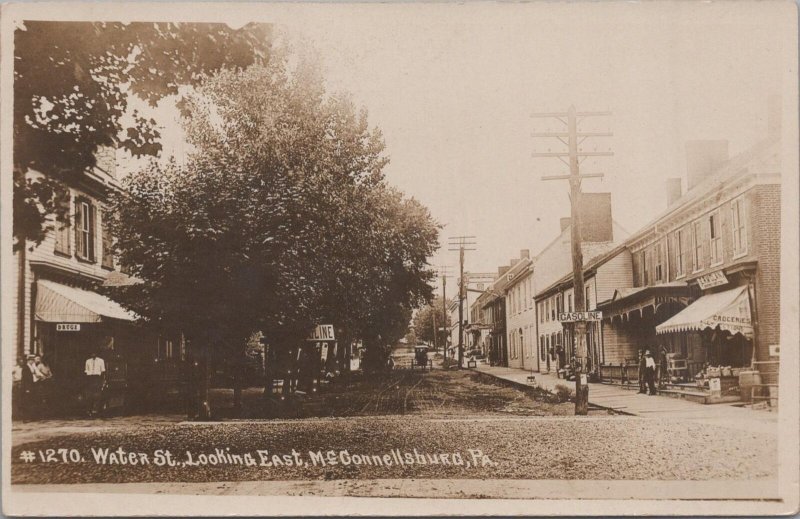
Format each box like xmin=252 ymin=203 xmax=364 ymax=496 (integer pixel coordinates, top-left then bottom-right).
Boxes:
xmin=692 ymin=219 xmax=704 ymax=271
xmin=54 ymin=194 xmax=71 ymax=256
xmin=75 ymin=199 xmax=96 ymax=262
xmin=674 ymin=229 xmax=685 ymax=277
xmin=708 ymin=211 xmax=722 ymax=265
xmin=731 ymin=198 xmax=747 ymax=257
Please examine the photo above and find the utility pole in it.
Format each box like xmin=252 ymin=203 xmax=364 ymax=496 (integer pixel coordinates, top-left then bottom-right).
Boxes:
xmin=531 ymin=105 xmax=613 ymax=415
xmin=447 ymin=237 xmax=477 ymax=368
xmin=432 ymin=311 xmax=437 ymax=351
xmin=437 ymin=265 xmax=452 ymax=355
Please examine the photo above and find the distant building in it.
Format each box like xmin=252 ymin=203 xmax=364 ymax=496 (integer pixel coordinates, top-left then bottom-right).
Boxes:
xmin=531 ymin=196 xmax=631 ymax=375
xmin=503 ymin=251 xmax=534 ymax=369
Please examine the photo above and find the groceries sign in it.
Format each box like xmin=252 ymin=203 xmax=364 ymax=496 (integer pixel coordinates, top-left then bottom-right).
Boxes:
xmin=697 ymin=270 xmax=728 ymax=290
xmin=307 ymin=324 xmax=336 ymax=341
xmin=558 ymin=311 xmax=602 ymax=322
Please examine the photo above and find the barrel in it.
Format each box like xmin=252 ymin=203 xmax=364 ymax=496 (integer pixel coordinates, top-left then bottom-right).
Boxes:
xmin=738 ymin=370 xmax=762 ymax=403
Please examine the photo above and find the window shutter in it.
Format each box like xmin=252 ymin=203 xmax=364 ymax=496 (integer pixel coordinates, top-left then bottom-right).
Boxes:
xmin=102 ymin=209 xmax=114 ymax=269
xmin=75 ymin=200 xmax=84 ymax=258
xmin=54 ymin=194 xmax=71 ymax=255
xmin=89 ymin=203 xmax=97 ymax=262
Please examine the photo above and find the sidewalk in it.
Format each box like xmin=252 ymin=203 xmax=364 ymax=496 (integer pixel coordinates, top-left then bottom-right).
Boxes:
xmin=472 ymin=364 xmax=778 ymax=434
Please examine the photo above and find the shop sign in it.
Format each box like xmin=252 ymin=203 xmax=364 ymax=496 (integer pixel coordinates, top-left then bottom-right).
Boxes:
xmin=56 ymin=323 xmax=81 ymax=332
xmin=307 ymin=324 xmax=335 ymax=341
xmin=558 ymin=311 xmax=602 ymax=322
xmin=697 ymin=270 xmax=728 ymax=290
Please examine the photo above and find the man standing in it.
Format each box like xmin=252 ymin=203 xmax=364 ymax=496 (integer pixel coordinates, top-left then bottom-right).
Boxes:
xmin=84 ymin=352 xmax=106 ymax=417
xmin=645 ymin=350 xmax=657 ymax=396
xmin=637 ymin=350 xmax=647 ymax=394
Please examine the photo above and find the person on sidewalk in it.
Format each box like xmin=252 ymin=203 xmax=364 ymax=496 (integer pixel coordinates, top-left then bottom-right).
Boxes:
xmin=84 ymin=352 xmax=106 ymax=417
xmin=644 ymin=350 xmax=657 ymax=395
xmin=637 ymin=350 xmax=647 ymax=394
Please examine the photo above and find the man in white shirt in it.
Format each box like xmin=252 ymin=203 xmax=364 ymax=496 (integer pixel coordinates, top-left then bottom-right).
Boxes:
xmin=644 ymin=350 xmax=657 ymax=396
xmin=84 ymin=352 xmax=106 ymax=417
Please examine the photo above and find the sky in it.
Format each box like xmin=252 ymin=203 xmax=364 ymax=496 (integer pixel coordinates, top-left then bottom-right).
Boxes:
xmin=271 ymin=2 xmax=791 ymax=277
xmin=128 ymin=2 xmax=793 ymax=279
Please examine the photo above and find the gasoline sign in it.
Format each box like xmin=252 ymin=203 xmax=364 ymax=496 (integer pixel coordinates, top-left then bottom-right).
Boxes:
xmin=558 ymin=311 xmax=602 ymax=322
xmin=307 ymin=324 xmax=335 ymax=341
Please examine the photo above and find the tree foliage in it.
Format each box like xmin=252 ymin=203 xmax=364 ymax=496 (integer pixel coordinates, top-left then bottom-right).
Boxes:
xmin=13 ymin=21 xmax=271 ymax=248
xmin=412 ymin=297 xmax=451 ymax=345
xmin=107 ymin=55 xmax=439 ymax=368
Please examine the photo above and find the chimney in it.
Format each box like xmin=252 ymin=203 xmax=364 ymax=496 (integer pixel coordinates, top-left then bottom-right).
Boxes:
xmin=685 ymin=140 xmax=729 ymax=191
xmin=559 ymin=217 xmax=571 ymax=232
xmin=768 ymin=95 xmax=781 ymax=140
xmin=665 ymin=178 xmax=682 ymax=207
xmin=520 ymin=249 xmax=530 ymax=259
xmin=94 ymin=146 xmax=117 ymax=179
xmin=498 ymin=266 xmax=510 ymax=277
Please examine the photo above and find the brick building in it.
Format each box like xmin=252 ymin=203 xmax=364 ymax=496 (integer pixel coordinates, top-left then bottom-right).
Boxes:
xmin=597 ymin=122 xmax=781 ymax=390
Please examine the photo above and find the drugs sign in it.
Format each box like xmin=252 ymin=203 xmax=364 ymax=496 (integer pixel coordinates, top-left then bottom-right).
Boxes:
xmin=56 ymin=323 xmax=81 ymax=332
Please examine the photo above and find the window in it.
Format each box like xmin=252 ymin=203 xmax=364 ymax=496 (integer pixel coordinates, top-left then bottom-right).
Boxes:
xmin=540 ymin=336 xmax=546 ymax=361
xmin=585 ymin=286 xmax=591 ymax=310
xmin=75 ymin=199 xmax=96 ymax=262
xmin=519 ymin=329 xmax=524 ymax=359
xmin=692 ymin=220 xmax=704 ymax=271
xmin=545 ymin=300 xmax=550 ymax=322
xmin=731 ymin=198 xmax=747 ymax=256
xmin=101 ymin=209 xmax=114 ymax=269
xmin=674 ymin=229 xmax=685 ymax=277
xmin=709 ymin=211 xmax=722 ymax=265
xmin=523 ymin=281 xmax=527 ymax=311
xmin=53 ymin=194 xmax=71 ymax=256
xmin=550 ymin=298 xmax=555 ymax=320
xmin=654 ymin=242 xmax=663 ymax=282
xmin=567 ymin=293 xmax=573 ymax=312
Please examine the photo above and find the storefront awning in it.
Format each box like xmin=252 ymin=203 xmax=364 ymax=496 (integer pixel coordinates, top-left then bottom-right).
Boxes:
xmin=597 ymin=282 xmax=691 ymax=320
xmin=35 ymin=280 xmax=137 ymax=323
xmin=655 ymin=285 xmax=753 ymax=339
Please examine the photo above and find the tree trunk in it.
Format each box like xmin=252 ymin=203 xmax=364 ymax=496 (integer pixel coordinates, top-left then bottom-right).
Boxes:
xmin=197 ymin=341 xmax=211 ymax=420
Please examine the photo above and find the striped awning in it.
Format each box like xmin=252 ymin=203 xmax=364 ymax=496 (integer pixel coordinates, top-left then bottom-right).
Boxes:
xmin=655 ymin=285 xmax=753 ymax=339
xmin=35 ymin=279 xmax=137 ymax=323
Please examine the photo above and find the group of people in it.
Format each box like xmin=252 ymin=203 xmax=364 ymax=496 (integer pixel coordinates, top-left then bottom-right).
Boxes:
xmin=13 ymin=351 xmax=108 ymax=420
xmin=12 ymin=355 xmax=53 ymax=419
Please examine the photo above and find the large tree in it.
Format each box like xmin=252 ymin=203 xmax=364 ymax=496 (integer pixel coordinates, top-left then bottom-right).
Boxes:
xmin=107 ymin=57 xmax=438 ymax=416
xmin=13 ymin=21 xmax=271 ymax=249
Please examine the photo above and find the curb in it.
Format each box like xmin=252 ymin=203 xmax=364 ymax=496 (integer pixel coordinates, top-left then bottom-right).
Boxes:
xmin=469 ymin=368 xmax=635 ymax=416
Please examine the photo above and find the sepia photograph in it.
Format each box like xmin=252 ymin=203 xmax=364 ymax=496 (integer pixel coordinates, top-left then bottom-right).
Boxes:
xmin=1 ymin=1 xmax=798 ymax=516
